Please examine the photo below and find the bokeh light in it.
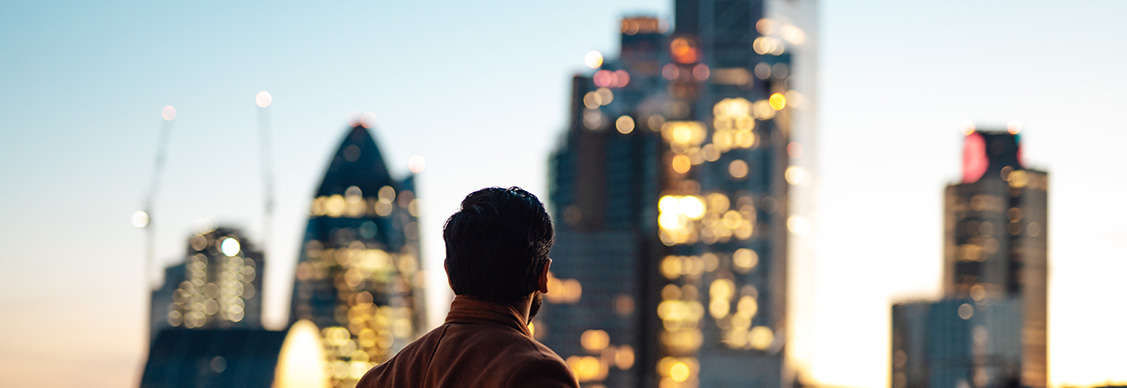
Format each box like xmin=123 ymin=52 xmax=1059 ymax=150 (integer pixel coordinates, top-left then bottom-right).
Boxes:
xmin=769 ymin=93 xmax=786 ymax=110
xmin=161 ymin=105 xmax=176 ymax=121
xmin=131 ymin=210 xmax=150 ymax=228
xmin=615 ymin=115 xmax=635 ymax=134
xmin=1007 ymin=119 xmax=1022 ymax=134
xmin=408 ymin=155 xmax=426 ymax=173
xmin=256 ymin=91 xmax=273 ymax=108
xmin=220 ymin=237 xmax=241 ymax=257
xmin=961 ymin=120 xmax=976 ymax=135
xmin=360 ymin=112 xmax=377 ymax=128
xmin=728 ymin=160 xmax=748 ymax=179
xmin=584 ymin=50 xmax=604 ymax=69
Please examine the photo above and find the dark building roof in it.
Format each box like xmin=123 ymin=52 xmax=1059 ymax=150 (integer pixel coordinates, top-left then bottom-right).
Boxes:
xmin=315 ymin=124 xmax=395 ymax=197
xmin=139 ymin=328 xmax=287 ymax=388
xmin=962 ymin=129 xmax=1029 ymax=183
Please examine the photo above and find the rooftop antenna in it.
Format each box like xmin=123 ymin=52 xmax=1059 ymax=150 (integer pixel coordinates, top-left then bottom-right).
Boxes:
xmin=256 ymin=91 xmax=275 ymax=254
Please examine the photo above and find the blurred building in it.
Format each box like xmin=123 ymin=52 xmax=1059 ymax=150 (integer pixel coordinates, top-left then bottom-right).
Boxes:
xmin=892 ymin=129 xmax=1049 ymax=388
xmin=140 ymin=320 xmax=330 ymax=388
xmin=891 ymin=299 xmax=1024 ymax=388
xmin=288 ymin=123 xmax=426 ymax=388
xmin=539 ymin=0 xmax=817 ymax=386
xmin=150 ymin=226 xmax=265 ymax=344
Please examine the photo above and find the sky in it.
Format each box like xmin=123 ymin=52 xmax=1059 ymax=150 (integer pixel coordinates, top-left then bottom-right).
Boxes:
xmin=1 ymin=1 xmax=1126 ymax=387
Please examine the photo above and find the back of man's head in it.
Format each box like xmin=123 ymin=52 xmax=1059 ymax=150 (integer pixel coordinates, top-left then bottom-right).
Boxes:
xmin=443 ymin=186 xmax=554 ymax=300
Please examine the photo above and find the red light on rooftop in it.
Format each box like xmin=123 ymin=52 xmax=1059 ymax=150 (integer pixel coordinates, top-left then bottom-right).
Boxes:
xmin=962 ymin=132 xmax=988 ymax=183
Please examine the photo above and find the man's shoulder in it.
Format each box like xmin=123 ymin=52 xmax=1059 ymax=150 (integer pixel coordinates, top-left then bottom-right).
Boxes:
xmin=359 ymin=322 xmax=578 ymax=388
xmin=505 ymin=345 xmax=579 ymax=388
xmin=356 ymin=325 xmax=449 ymax=388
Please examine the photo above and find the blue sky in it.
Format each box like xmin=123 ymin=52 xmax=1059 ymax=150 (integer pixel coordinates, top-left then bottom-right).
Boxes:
xmin=2 ymin=1 xmax=1126 ymax=387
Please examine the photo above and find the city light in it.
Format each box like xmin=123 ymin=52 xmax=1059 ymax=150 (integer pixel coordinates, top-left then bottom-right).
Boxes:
xmin=615 ymin=115 xmax=635 ymax=134
xmin=161 ymin=105 xmax=176 ymax=121
xmin=692 ymin=63 xmax=710 ymax=80
xmin=728 ymin=160 xmax=748 ymax=179
xmin=670 ymin=37 xmax=698 ymax=64
xmin=780 ymin=23 xmax=807 ymax=45
xmin=408 ymin=155 xmax=426 ymax=173
xmin=360 ymin=112 xmax=377 ymax=128
xmin=769 ymin=93 xmax=787 ymax=110
xmin=584 ymin=50 xmax=603 ymax=69
xmin=1007 ymin=119 xmax=1023 ymax=134
xmin=961 ymin=120 xmax=976 ymax=135
xmin=131 ymin=210 xmax=149 ymax=228
xmin=220 ymin=237 xmax=241 ymax=257
xmin=580 ymin=330 xmax=610 ymax=352
xmin=256 ymin=91 xmax=272 ymax=108
xmin=785 ymin=166 xmax=807 ymax=185
xmin=670 ymin=361 xmax=690 ymax=382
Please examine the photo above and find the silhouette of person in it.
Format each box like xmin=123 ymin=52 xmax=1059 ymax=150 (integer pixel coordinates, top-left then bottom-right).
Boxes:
xmin=357 ymin=186 xmax=579 ymax=388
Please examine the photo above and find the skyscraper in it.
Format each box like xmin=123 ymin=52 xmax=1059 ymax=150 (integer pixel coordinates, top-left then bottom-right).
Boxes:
xmin=289 ymin=123 xmax=426 ymax=388
xmin=150 ymin=226 xmax=265 ymax=343
xmin=892 ymin=128 xmax=1048 ymax=388
xmin=540 ymin=0 xmax=817 ymax=386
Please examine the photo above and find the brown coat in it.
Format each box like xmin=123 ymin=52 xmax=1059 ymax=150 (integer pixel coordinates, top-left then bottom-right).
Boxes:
xmin=357 ymin=296 xmax=579 ymax=388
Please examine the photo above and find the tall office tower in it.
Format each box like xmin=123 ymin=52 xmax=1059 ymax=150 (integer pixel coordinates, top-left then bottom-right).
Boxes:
xmin=891 ymin=129 xmax=1048 ymax=388
xmin=541 ymin=0 xmax=816 ymax=385
xmin=289 ymin=123 xmax=425 ymax=388
xmin=944 ymin=129 xmax=1049 ymax=386
xmin=542 ymin=16 xmax=666 ymax=388
xmin=149 ymin=227 xmax=265 ymax=343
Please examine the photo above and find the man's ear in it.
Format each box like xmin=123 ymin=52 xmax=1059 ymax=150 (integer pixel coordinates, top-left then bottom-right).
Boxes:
xmin=538 ymin=258 xmax=552 ymax=294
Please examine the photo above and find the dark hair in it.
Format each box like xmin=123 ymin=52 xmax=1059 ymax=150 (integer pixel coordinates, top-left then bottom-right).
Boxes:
xmin=443 ymin=186 xmax=554 ymax=300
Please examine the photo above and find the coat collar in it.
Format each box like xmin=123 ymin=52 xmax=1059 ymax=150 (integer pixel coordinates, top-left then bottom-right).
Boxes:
xmin=444 ymin=295 xmax=532 ymax=338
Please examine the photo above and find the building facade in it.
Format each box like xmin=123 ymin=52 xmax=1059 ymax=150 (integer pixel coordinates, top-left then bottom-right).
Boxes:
xmin=150 ymin=226 xmax=265 ymax=343
xmin=892 ymin=298 xmax=1024 ymax=388
xmin=540 ymin=0 xmax=817 ymax=386
xmin=289 ymin=123 xmax=426 ymax=388
xmin=140 ymin=320 xmax=331 ymax=388
xmin=892 ymin=129 xmax=1049 ymax=388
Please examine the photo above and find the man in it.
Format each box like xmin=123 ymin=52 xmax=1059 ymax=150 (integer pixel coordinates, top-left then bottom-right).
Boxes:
xmin=357 ymin=187 xmax=579 ymax=388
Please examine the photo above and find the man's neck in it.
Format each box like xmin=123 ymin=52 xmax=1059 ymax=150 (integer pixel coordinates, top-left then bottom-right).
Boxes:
xmin=456 ymin=294 xmax=532 ymax=325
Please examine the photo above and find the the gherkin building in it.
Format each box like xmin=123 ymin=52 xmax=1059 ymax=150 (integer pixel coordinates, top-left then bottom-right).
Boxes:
xmin=289 ymin=123 xmax=426 ymax=388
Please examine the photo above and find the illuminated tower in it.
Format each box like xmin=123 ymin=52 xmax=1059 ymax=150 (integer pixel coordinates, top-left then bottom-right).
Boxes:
xmin=541 ymin=0 xmax=816 ymax=385
xmin=944 ymin=129 xmax=1048 ymax=386
xmin=150 ymin=227 xmax=265 ymax=342
xmin=289 ymin=123 xmax=425 ymax=388
xmin=891 ymin=129 xmax=1048 ymax=388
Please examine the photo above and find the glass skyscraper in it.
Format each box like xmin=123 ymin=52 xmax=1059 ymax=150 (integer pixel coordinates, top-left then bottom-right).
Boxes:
xmin=892 ymin=129 xmax=1049 ymax=388
xmin=289 ymin=123 xmax=426 ymax=388
xmin=149 ymin=226 xmax=265 ymax=343
xmin=540 ymin=0 xmax=817 ymax=386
